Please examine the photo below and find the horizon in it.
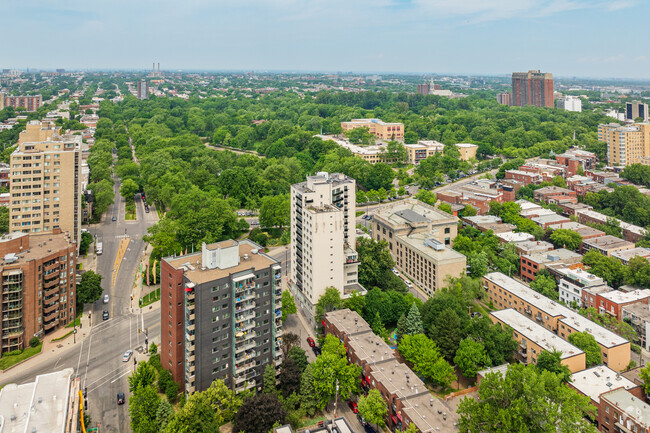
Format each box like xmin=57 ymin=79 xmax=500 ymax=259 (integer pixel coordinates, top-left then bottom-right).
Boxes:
xmin=2 ymin=0 xmax=649 ymax=80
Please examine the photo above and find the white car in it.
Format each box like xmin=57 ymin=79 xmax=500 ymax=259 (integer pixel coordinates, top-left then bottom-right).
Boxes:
xmin=404 ymin=280 xmax=413 ymax=288
xmin=103 ymin=294 xmax=109 ymax=304
xmin=392 ymin=269 xmax=400 ymax=277
xmin=122 ymin=350 xmax=133 ymax=362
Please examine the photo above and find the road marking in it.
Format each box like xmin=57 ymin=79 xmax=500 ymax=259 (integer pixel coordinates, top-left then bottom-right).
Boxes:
xmin=74 ymin=340 xmax=85 ymax=380
xmin=129 ymin=316 xmax=132 ymax=350
xmin=83 ymin=335 xmax=93 ymax=390
xmin=110 ymin=368 xmax=132 ymax=384
xmin=87 ymin=366 xmax=133 ymax=394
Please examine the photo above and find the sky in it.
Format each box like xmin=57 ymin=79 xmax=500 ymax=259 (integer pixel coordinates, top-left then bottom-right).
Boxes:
xmin=2 ymin=0 xmax=649 ymax=79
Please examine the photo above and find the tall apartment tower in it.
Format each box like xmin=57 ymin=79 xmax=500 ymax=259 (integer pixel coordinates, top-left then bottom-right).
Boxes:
xmin=9 ymin=121 xmax=82 ymax=246
xmin=0 ymin=93 xmax=43 ymax=112
xmin=290 ymin=172 xmax=364 ymax=326
xmin=511 ymin=70 xmax=554 ymax=108
xmin=0 ymin=230 xmax=76 ymax=353
xmin=161 ymin=240 xmax=282 ymax=394
xmin=626 ymin=101 xmax=649 ymax=122
xmin=137 ymin=80 xmax=149 ymax=100
xmin=598 ymin=122 xmax=650 ymax=167
xmin=496 ymin=92 xmax=512 ymax=106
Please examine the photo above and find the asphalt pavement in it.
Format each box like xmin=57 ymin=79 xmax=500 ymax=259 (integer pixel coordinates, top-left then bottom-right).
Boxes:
xmin=0 ymin=175 xmax=159 ymax=433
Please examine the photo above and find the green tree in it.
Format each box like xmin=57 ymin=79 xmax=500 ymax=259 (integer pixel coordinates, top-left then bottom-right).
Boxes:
xmin=0 ymin=207 xmax=8 ymax=233
xmin=582 ymin=250 xmax=627 ymax=288
xmin=263 ymin=363 xmax=277 ymax=394
xmin=530 ymin=273 xmax=558 ymax=301
xmin=288 ymin=346 xmax=308 ymax=373
xmin=89 ymin=178 xmax=115 ymax=217
xmin=640 ymin=364 xmax=650 ymax=394
xmin=128 ymin=361 xmax=156 ymax=392
xmin=76 ymin=270 xmax=103 ymax=309
xmin=203 ymin=379 xmax=248 ymax=423
xmin=430 ymin=307 xmax=463 ymax=361
xmin=549 ymin=229 xmax=582 ymax=251
xmin=404 ymin=303 xmax=423 ymax=335
xmin=625 ymin=256 xmax=650 ymax=288
xmin=155 ymin=399 xmax=174 ymax=431
xmin=344 ymin=291 xmax=366 ymax=316
xmin=279 ymin=357 xmax=301 ymax=397
xmin=233 ymin=394 xmax=287 ymax=433
xmin=370 ymin=312 xmax=389 ymax=341
xmin=259 ymin=194 xmax=290 ymax=229
xmin=163 ymin=392 xmax=221 ymax=433
xmin=315 ymin=287 xmax=343 ymax=324
xmin=439 ymin=202 xmax=453 ymax=214
xmin=568 ymin=332 xmax=602 ymax=367
xmin=356 ymin=238 xmax=399 ymax=291
xmin=299 ymin=365 xmax=319 ymax=416
xmin=358 ymin=389 xmax=387 ymax=430
xmin=398 ymin=333 xmax=456 ymax=387
xmin=120 ymin=178 xmax=140 ymax=200
xmin=454 ymin=338 xmax=491 ymax=379
xmin=458 ymin=364 xmax=597 ymax=433
xmin=395 ymin=313 xmax=407 ymax=342
xmin=281 ymin=290 xmax=297 ymax=321
xmin=311 ymin=351 xmax=361 ymax=410
xmin=415 ymin=189 xmax=436 ymax=206
xmin=536 ymin=350 xmax=571 ymax=383
xmin=129 ymin=385 xmax=161 ymax=433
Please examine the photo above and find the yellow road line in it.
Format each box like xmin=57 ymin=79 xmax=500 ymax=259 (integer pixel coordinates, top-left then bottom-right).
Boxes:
xmin=110 ymin=238 xmax=130 ymax=317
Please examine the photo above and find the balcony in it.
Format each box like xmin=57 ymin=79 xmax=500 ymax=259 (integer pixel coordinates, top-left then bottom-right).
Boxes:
xmin=235 ymin=341 xmax=256 ymax=354
xmin=235 ymin=282 xmax=255 ymax=294
xmin=189 ymin=312 xmax=195 ymax=321
xmin=44 ymin=286 xmax=58 ymax=298
xmin=235 ymin=360 xmax=256 ymax=374
xmin=2 ymin=311 xmax=21 ymax=321
xmin=236 ymin=321 xmax=255 ymax=333
xmin=43 ymin=319 xmax=59 ymax=331
xmin=235 ymin=331 xmax=257 ymax=342
xmin=535 ymin=315 xmax=543 ymax=323
xmin=276 ymin=328 xmax=283 ymax=337
xmin=44 ymin=310 xmax=59 ymax=322
xmin=43 ymin=279 xmax=59 ymax=290
xmin=186 ymin=322 xmax=195 ymax=332
xmin=235 ymin=292 xmax=255 ymax=304
xmin=2 ymin=328 xmax=23 ymax=338
xmin=3 ymin=302 xmax=22 ymax=312
xmin=43 ymin=294 xmax=59 ymax=305
xmin=235 ymin=302 xmax=256 ymax=315
xmin=524 ymin=307 xmax=532 ymax=316
xmin=236 ymin=310 xmax=255 ymax=324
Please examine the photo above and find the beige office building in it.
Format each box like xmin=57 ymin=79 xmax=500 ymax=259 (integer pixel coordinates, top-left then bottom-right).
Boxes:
xmin=373 ymin=199 xmax=466 ymax=296
xmin=340 ymin=119 xmax=404 ymax=141
xmin=9 ymin=121 xmax=82 ymax=247
xmin=598 ymin=122 xmax=650 ymax=166
xmin=404 ymin=140 xmax=444 ymax=165
xmin=290 ymin=173 xmax=364 ymax=325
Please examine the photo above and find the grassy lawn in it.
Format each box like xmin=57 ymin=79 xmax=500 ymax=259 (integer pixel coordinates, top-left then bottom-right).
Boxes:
xmin=125 ymin=201 xmax=136 ymax=220
xmin=52 ymin=330 xmax=74 ymax=342
xmin=356 ymin=210 xmax=365 ymax=217
xmin=140 ymin=287 xmax=161 ymax=308
xmin=66 ymin=312 xmax=82 ymax=328
xmin=0 ymin=343 xmax=43 ymax=370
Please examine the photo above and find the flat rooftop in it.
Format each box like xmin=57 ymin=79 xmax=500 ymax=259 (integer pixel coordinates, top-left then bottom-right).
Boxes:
xmin=347 ymin=332 xmax=395 ymax=365
xmin=490 ymin=309 xmax=584 ymax=360
xmin=324 ymin=309 xmax=373 ymax=336
xmin=164 ymin=240 xmax=277 ymax=285
xmin=496 ymin=231 xmax=534 ymax=243
xmin=599 ymin=289 xmax=650 ymax=305
xmin=570 ymin=365 xmax=637 ymax=404
xmin=611 ymin=247 xmax=650 ymax=262
xmin=583 ymin=235 xmax=635 ymax=250
xmin=515 ymin=240 xmax=554 ymax=252
xmin=369 ymin=361 xmax=426 ymax=401
xmin=515 ymin=200 xmax=541 ymax=211
xmin=484 ymin=272 xmax=628 ymax=348
xmin=531 ymin=214 xmax=570 ymax=226
xmin=553 ymin=266 xmax=605 ymax=287
xmin=0 ymin=368 xmax=74 ymax=433
xmin=602 ymin=388 xmax=650 ymax=428
xmin=477 ymin=363 xmax=510 ymax=379
xmin=578 ymin=210 xmax=647 ymax=236
xmin=400 ymin=393 xmax=463 ymax=433
xmin=0 ymin=232 xmax=73 ymax=267
xmin=622 ymin=302 xmax=650 ymax=321
xmin=399 ymin=233 xmax=467 ymax=264
xmin=523 ymin=248 xmax=583 ymax=265
xmin=462 ymin=215 xmax=502 ymax=225
xmin=374 ymin=199 xmax=456 ymax=227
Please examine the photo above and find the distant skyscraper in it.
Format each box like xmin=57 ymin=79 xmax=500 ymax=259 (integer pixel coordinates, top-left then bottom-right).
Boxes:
xmin=511 ymin=70 xmax=554 ymax=108
xmin=137 ymin=80 xmax=149 ymax=100
xmin=496 ymin=92 xmax=512 ymax=106
xmin=417 ymin=82 xmax=430 ymax=96
xmin=626 ymin=101 xmax=649 ymax=122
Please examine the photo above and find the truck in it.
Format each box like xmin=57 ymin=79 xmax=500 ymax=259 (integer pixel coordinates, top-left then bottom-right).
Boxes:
xmin=96 ymin=242 xmax=103 ymax=255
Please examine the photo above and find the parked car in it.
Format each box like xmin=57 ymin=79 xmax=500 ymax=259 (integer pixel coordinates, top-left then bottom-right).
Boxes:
xmin=306 ymin=337 xmax=315 ymax=347
xmin=102 ymin=310 xmax=109 ymax=320
xmin=391 ymin=268 xmax=400 ymax=277
xmin=471 ymin=312 xmax=483 ymax=319
xmin=103 ymin=294 xmax=109 ymax=304
xmin=364 ymin=424 xmax=376 ymax=433
xmin=348 ymin=400 xmax=358 ymax=413
xmin=122 ymin=349 xmax=133 ymax=362
xmin=117 ymin=392 xmax=125 ymax=405
xmin=312 ymin=346 xmax=321 ymax=356
xmin=404 ymin=280 xmax=413 ymax=288
xmin=111 ymin=216 xmax=117 ymax=222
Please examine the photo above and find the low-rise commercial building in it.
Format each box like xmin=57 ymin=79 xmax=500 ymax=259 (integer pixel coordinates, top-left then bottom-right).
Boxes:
xmin=404 ymin=141 xmax=444 ymax=165
xmin=490 ymin=309 xmax=586 ymax=372
xmin=483 ymin=272 xmax=630 ymax=371
xmin=581 ymin=235 xmax=636 ymax=256
xmin=520 ymin=249 xmax=583 ymax=282
xmin=161 ymin=240 xmax=283 ymax=394
xmin=341 ymin=119 xmax=404 ymax=141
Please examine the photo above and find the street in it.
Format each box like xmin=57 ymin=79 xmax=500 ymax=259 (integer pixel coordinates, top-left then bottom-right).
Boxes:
xmin=0 ymin=175 xmax=159 ymax=433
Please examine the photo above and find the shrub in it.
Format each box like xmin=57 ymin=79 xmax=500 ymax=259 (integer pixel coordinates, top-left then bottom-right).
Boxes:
xmin=29 ymin=337 xmax=40 ymax=348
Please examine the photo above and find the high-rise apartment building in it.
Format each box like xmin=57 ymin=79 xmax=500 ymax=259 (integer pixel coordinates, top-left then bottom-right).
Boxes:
xmin=416 ymin=82 xmax=430 ymax=96
xmin=598 ymin=122 xmax=650 ymax=166
xmin=161 ymin=240 xmax=282 ymax=394
xmin=340 ymin=119 xmax=404 ymax=141
xmin=557 ymin=95 xmax=582 ymax=112
xmin=290 ymin=172 xmax=364 ymax=326
xmin=626 ymin=101 xmax=649 ymax=122
xmin=9 ymin=121 xmax=82 ymax=246
xmin=496 ymin=92 xmax=512 ymax=106
xmin=137 ymin=80 xmax=149 ymax=100
xmin=0 ymin=94 xmax=43 ymax=112
xmin=0 ymin=230 xmax=76 ymax=354
xmin=511 ymin=70 xmax=554 ymax=108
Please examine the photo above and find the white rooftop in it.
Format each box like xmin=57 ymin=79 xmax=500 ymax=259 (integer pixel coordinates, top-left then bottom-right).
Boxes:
xmin=477 ymin=363 xmax=510 ymax=379
xmin=570 ymin=365 xmax=637 ymax=404
xmin=496 ymin=231 xmax=535 ymax=243
xmin=599 ymin=289 xmax=650 ymax=305
xmin=484 ymin=272 xmax=627 ymax=348
xmin=0 ymin=368 xmax=74 ymax=433
xmin=577 ymin=210 xmax=647 ymax=236
xmin=515 ymin=200 xmax=541 ymax=211
xmin=491 ymin=309 xmax=584 ymax=360
xmin=612 ymin=247 xmax=650 ymax=263
xmin=602 ymin=388 xmax=650 ymax=428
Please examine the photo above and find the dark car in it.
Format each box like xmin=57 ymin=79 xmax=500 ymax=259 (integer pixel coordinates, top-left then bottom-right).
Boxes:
xmin=102 ymin=310 xmax=109 ymax=320
xmin=348 ymin=400 xmax=358 ymax=413
xmin=306 ymin=337 xmax=315 ymax=347
xmin=364 ymin=424 xmax=376 ymax=433
xmin=111 ymin=216 xmax=117 ymax=221
xmin=312 ymin=346 xmax=321 ymax=356
xmin=117 ymin=392 xmax=125 ymax=405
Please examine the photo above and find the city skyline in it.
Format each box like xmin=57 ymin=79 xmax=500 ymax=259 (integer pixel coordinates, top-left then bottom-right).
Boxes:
xmin=1 ymin=0 xmax=648 ymax=79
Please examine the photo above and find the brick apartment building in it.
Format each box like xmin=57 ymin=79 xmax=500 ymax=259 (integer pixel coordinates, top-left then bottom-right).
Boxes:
xmin=0 ymin=94 xmax=43 ymax=112
xmin=520 ymin=249 xmax=583 ymax=282
xmin=0 ymin=230 xmax=76 ymax=353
